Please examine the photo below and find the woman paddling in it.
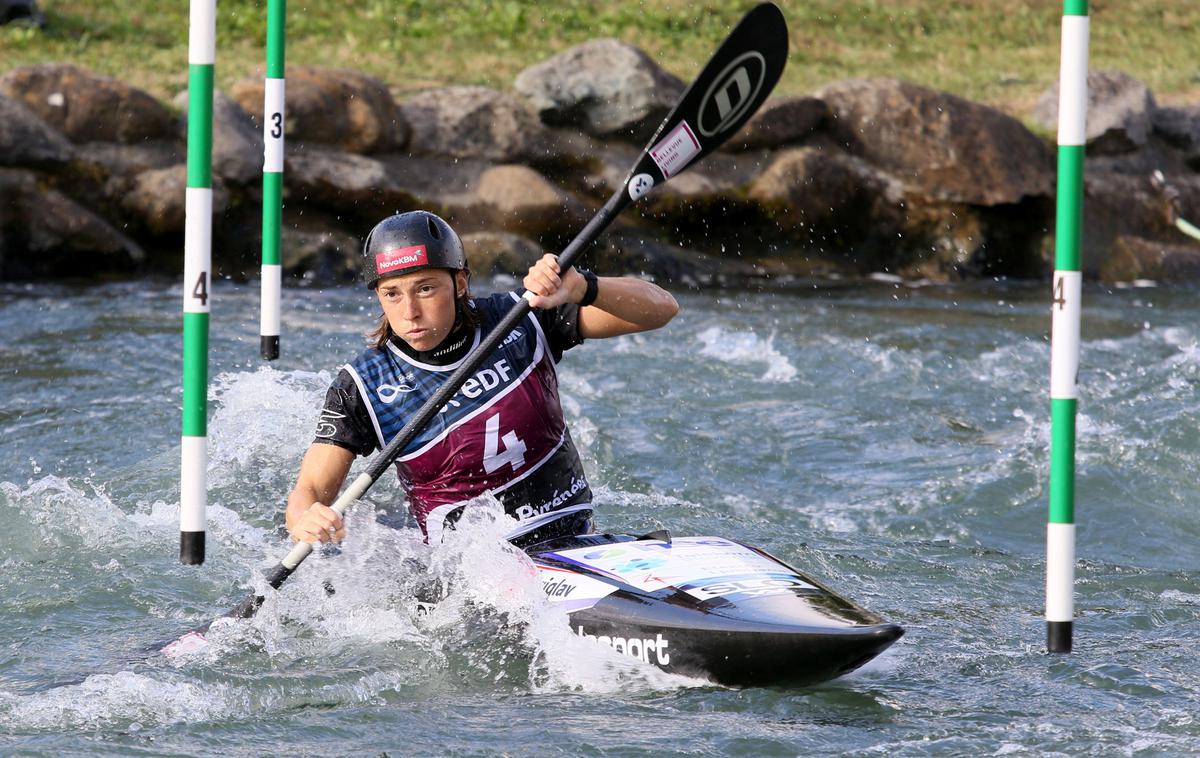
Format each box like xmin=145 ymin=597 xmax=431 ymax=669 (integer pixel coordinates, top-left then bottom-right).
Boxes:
xmin=285 ymin=210 xmax=678 ymax=548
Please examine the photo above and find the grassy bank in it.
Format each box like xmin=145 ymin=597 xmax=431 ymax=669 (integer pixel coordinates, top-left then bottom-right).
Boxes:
xmin=1 ymin=0 xmax=1197 ymax=118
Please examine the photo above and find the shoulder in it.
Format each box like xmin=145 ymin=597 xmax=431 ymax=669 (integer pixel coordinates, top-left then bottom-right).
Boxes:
xmin=345 ymin=344 xmax=393 ymax=374
xmin=470 ymin=291 xmax=521 ymax=317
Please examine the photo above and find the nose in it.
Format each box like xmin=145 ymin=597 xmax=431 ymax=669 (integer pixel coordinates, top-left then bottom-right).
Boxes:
xmin=400 ymin=297 xmax=421 ymax=321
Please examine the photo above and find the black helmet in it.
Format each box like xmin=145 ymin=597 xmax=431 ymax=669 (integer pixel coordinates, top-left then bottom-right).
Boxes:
xmin=361 ymin=211 xmax=467 ymax=288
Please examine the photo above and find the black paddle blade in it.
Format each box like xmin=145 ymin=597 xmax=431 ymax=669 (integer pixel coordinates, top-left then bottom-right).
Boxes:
xmin=624 ymin=2 xmax=788 ymax=198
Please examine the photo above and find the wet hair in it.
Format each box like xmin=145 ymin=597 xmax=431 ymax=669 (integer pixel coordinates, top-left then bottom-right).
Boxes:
xmin=367 ymin=271 xmax=478 ymax=350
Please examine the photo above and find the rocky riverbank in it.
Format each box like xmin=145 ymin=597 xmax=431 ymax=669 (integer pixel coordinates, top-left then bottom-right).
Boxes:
xmin=1 ymin=39 xmax=1198 ymax=287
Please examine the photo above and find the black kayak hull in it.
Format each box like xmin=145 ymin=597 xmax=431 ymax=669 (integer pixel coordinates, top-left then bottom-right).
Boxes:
xmin=527 ymin=533 xmax=903 ymax=687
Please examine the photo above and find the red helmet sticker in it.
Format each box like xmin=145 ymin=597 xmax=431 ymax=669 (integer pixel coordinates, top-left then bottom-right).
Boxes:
xmin=376 ymin=244 xmax=429 ymax=274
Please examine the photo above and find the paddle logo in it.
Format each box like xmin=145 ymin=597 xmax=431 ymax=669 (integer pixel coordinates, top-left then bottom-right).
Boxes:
xmin=697 ymin=51 xmax=767 ymax=138
xmin=628 ymin=173 xmax=655 ymax=201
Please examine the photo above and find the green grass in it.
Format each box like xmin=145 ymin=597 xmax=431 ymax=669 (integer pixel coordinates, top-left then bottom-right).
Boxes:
xmin=1 ymin=0 xmax=1197 ymax=119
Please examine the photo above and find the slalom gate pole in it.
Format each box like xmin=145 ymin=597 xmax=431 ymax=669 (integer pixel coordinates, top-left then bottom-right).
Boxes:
xmin=260 ymin=0 xmax=286 ymax=360
xmin=181 ymin=0 xmax=217 ymax=565
xmin=1047 ymin=0 xmax=1089 ymax=653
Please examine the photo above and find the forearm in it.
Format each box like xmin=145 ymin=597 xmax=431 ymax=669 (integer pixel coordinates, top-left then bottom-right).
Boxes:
xmin=585 ymin=275 xmax=679 ymax=331
xmin=285 ymin=484 xmax=324 ymax=533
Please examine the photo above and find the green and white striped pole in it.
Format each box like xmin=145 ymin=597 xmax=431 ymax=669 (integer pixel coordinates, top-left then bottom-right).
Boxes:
xmin=1047 ymin=0 xmax=1089 ymax=653
xmin=260 ymin=0 xmax=286 ymax=361
xmin=181 ymin=0 xmax=216 ymax=565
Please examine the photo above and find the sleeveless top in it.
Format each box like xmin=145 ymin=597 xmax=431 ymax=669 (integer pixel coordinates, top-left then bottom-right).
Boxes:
xmin=326 ymin=292 xmax=592 ymax=542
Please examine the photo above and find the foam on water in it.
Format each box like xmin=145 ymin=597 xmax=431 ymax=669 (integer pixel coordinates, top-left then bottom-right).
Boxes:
xmin=695 ymin=325 xmax=798 ymax=382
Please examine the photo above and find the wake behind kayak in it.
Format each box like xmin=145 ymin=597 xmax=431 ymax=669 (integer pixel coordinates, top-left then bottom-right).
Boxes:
xmin=527 ymin=532 xmax=903 ymax=687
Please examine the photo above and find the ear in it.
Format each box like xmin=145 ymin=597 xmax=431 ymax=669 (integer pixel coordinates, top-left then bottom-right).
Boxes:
xmin=454 ymin=269 xmax=470 ymax=298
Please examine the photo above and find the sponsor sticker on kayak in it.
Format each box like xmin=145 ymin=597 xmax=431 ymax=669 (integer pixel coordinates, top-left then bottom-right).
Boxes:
xmin=376 ymin=244 xmax=428 ymax=275
xmin=649 ymin=121 xmax=701 ymax=178
xmin=546 ymin=537 xmax=798 ymax=593
xmin=535 ymin=564 xmax=617 ymax=612
xmin=677 ymin=572 xmax=817 ymax=602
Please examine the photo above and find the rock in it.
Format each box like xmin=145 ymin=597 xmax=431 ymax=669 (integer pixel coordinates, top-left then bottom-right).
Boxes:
xmin=118 ymin=165 xmax=229 ymax=236
xmin=379 ymin=153 xmax=493 ymax=206
xmin=1152 ymin=104 xmax=1200 ymax=168
xmin=400 ymin=86 xmax=550 ymax=162
xmin=747 ymin=147 xmax=906 ymax=242
xmin=598 ymin=230 xmax=764 ymax=288
xmin=230 ymin=66 xmax=408 ymax=154
xmin=721 ymin=96 xmax=829 ymax=152
xmin=0 ymin=168 xmax=144 ymax=279
xmin=460 ymin=231 xmax=545 ymax=278
xmin=280 ymin=216 xmax=363 ymax=284
xmin=1153 ymin=104 xmax=1200 ymax=149
xmin=0 ymin=93 xmax=74 ymax=168
xmin=1101 ymin=235 xmax=1200 ymax=282
xmin=1033 ymin=70 xmax=1155 ymax=154
xmin=1073 ymin=170 xmax=1191 ymax=280
xmin=0 ymin=64 xmax=174 ymax=144
xmin=1086 ymin=172 xmax=1177 ymax=239
xmin=817 ymin=78 xmax=1054 ymax=205
xmin=175 ymin=89 xmax=262 ymax=184
xmin=514 ymin=38 xmax=684 ymax=142
xmin=75 ymin=140 xmax=181 ymax=179
xmin=459 ymin=164 xmax=590 ymax=241
xmin=286 ymin=147 xmax=418 ymax=217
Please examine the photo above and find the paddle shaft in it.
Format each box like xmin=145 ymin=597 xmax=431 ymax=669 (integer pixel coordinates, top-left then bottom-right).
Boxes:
xmin=210 ymin=2 xmax=788 ymax=625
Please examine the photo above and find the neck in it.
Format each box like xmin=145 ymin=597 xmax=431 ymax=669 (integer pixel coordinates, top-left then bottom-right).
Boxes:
xmin=390 ymin=310 xmax=473 ymax=366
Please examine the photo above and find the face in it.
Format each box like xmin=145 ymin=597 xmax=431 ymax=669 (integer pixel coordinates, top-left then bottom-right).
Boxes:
xmin=375 ymin=269 xmax=468 ymax=351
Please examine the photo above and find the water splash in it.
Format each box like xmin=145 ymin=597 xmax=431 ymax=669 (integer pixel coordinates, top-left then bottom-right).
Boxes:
xmin=695 ymin=325 xmax=798 ymax=382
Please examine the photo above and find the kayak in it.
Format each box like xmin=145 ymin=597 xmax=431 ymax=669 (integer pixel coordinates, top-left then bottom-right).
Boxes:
xmin=164 ymin=530 xmax=902 ymax=688
xmin=526 ymin=532 xmax=903 ymax=687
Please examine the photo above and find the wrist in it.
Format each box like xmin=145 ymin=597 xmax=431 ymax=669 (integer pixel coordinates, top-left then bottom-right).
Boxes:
xmin=576 ymin=269 xmax=599 ymax=307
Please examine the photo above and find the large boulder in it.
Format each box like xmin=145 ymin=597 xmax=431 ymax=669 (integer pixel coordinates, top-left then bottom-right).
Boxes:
xmin=75 ymin=141 xmax=181 ymax=178
xmin=514 ymin=39 xmax=684 ymax=141
xmin=1152 ymin=104 xmax=1200 ymax=169
xmin=0 ymin=168 xmax=144 ymax=279
xmin=230 ymin=66 xmax=408 ymax=154
xmin=0 ymin=64 xmax=174 ymax=144
xmin=721 ymin=96 xmax=829 ymax=152
xmin=117 ymin=165 xmax=229 ymax=236
xmin=817 ymin=78 xmax=1054 ymax=205
xmin=175 ymin=89 xmax=262 ymax=184
xmin=747 ymin=147 xmax=906 ymax=244
xmin=0 ymin=93 xmax=74 ymax=168
xmin=1101 ymin=235 xmax=1200 ymax=283
xmin=380 ymin=153 xmax=492 ymax=207
xmin=450 ymin=164 xmax=591 ymax=242
xmin=597 ymin=230 xmax=765 ymax=288
xmin=286 ymin=148 xmax=419 ymax=217
xmin=280 ymin=213 xmax=363 ymax=284
xmin=1073 ymin=170 xmax=1200 ymax=280
xmin=400 ymin=86 xmax=550 ymax=162
xmin=1034 ymin=70 xmax=1155 ymax=155
xmin=461 ymin=231 xmax=545 ymax=278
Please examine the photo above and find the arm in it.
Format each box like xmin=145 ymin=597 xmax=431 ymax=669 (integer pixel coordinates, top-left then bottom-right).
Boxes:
xmin=285 ymin=442 xmax=355 ymax=543
xmin=523 ymin=254 xmax=679 ymax=339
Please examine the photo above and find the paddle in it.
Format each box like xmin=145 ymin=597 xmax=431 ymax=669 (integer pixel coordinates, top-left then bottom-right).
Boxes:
xmin=165 ymin=2 xmax=788 ymax=651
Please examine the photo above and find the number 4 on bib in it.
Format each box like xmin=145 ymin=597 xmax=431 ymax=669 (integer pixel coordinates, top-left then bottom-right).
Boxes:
xmin=483 ymin=413 xmax=527 ymax=473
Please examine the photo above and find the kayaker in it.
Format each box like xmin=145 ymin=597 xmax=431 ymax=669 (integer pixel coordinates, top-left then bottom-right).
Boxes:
xmin=285 ymin=210 xmax=678 ymax=547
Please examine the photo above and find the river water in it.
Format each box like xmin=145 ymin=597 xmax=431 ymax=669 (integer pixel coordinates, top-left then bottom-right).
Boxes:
xmin=1 ymin=276 xmax=1198 ymax=756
